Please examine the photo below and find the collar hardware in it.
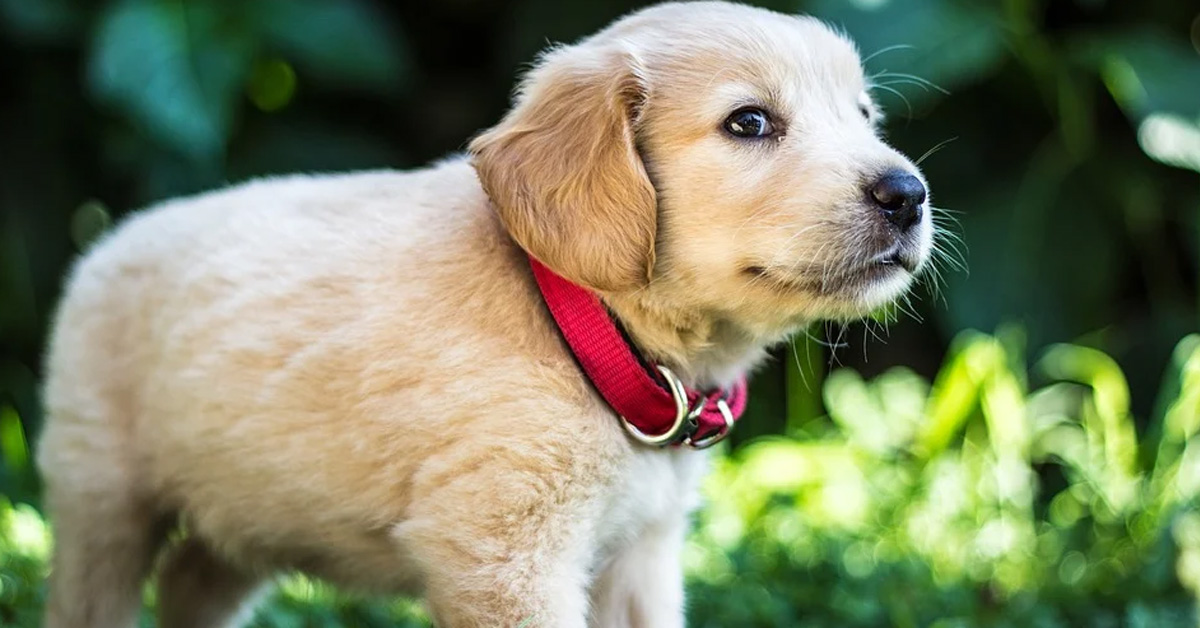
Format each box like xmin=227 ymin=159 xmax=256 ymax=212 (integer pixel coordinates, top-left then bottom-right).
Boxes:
xmin=619 ymin=365 xmax=691 ymax=446
xmin=528 ymin=256 xmax=748 ymax=449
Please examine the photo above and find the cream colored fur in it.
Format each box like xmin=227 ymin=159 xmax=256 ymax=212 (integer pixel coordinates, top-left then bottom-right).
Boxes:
xmin=37 ymin=3 xmax=931 ymax=627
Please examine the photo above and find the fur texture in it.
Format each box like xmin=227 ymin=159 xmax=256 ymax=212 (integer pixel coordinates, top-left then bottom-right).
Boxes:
xmin=37 ymin=3 xmax=931 ymax=627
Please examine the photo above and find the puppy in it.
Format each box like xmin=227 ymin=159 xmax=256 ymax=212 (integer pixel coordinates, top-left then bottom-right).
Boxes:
xmin=37 ymin=2 xmax=933 ymax=627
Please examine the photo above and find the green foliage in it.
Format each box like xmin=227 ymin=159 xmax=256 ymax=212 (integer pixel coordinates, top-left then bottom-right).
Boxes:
xmin=0 ymin=498 xmax=49 ymax=627
xmin=2 ymin=334 xmax=1198 ymax=626
xmin=83 ymin=0 xmax=405 ymax=162
xmin=687 ymin=332 xmax=1200 ymax=626
xmin=810 ymin=0 xmax=1008 ymax=105
xmin=1 ymin=0 xmax=1198 ymax=625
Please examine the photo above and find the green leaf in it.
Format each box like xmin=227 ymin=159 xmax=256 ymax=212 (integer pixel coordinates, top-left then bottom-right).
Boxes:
xmin=1070 ymin=30 xmax=1200 ymax=172
xmin=806 ymin=0 xmax=1006 ymax=110
xmin=1038 ymin=344 xmax=1141 ymax=511
xmin=915 ymin=331 xmax=996 ymax=457
xmin=87 ymin=0 xmax=254 ymax=160
xmin=251 ymin=0 xmax=407 ymax=93
xmin=0 ymin=403 xmax=28 ymax=477
xmin=1075 ymin=29 xmax=1200 ymax=121
xmin=1160 ymin=335 xmax=1200 ymax=448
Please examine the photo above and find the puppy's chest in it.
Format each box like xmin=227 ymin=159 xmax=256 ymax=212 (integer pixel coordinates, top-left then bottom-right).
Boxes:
xmin=594 ymin=448 xmax=708 ymax=555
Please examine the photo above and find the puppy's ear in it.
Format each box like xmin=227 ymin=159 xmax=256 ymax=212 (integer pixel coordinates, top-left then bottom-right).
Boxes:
xmin=470 ymin=45 xmax=656 ymax=292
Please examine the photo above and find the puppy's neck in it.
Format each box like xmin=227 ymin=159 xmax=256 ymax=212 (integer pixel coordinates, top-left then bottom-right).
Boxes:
xmin=601 ymin=292 xmax=773 ymax=389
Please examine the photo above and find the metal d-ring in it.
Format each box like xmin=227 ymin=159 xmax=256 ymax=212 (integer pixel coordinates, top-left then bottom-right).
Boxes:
xmin=683 ymin=397 xmax=735 ymax=450
xmin=619 ymin=365 xmax=691 ymax=447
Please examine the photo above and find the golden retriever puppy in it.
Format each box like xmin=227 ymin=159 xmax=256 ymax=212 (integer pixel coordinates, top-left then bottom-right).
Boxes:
xmin=37 ymin=2 xmax=933 ymax=627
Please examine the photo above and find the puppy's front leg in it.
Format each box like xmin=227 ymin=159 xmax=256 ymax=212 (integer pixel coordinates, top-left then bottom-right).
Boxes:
xmin=399 ymin=445 xmax=603 ymax=628
xmin=406 ymin=511 xmax=593 ymax=627
xmin=590 ymin=518 xmax=688 ymax=628
xmin=424 ymin=562 xmax=590 ymax=628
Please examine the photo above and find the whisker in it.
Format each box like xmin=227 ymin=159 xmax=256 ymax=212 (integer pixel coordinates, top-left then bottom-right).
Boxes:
xmin=867 ymin=83 xmax=912 ymax=119
xmin=915 ymin=137 xmax=958 ymax=166
xmin=875 ymin=78 xmax=933 ymax=93
xmin=921 ymin=260 xmax=947 ymax=305
xmin=826 ymin=322 xmax=849 ymax=368
xmin=930 ymin=213 xmax=964 ymax=230
xmin=806 ymin=324 xmax=847 ymax=350
xmin=931 ymin=227 xmax=968 ymax=248
xmin=930 ymin=241 xmax=968 ymax=273
xmin=934 ymin=235 xmax=969 ymax=266
xmin=862 ymin=44 xmax=915 ymax=65
xmin=894 ymin=292 xmax=923 ymax=323
xmin=790 ymin=334 xmax=814 ymax=394
xmin=872 ymin=71 xmax=949 ymax=95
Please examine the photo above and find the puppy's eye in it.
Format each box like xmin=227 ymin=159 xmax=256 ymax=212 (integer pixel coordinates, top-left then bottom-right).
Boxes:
xmin=724 ymin=108 xmax=774 ymax=138
xmin=858 ymin=104 xmax=871 ymax=120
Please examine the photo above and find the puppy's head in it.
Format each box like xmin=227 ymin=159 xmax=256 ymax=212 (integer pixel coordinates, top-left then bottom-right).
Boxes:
xmin=471 ymin=2 xmax=933 ymax=338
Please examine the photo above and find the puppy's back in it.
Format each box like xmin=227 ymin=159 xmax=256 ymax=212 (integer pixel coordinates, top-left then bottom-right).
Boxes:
xmin=36 ymin=157 xmax=547 ymax=531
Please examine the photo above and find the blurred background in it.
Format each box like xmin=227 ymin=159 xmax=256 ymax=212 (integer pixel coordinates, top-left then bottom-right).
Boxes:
xmin=1 ymin=0 xmax=1198 ymax=626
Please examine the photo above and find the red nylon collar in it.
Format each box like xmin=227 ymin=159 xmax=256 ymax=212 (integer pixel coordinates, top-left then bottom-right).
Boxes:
xmin=529 ymin=256 xmax=748 ymax=448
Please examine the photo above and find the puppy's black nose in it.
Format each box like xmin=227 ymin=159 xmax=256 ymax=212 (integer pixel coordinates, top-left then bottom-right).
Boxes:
xmin=869 ymin=170 xmax=925 ymax=232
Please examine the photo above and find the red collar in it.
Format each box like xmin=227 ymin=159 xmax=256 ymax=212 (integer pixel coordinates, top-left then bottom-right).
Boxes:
xmin=529 ymin=256 xmax=748 ymax=449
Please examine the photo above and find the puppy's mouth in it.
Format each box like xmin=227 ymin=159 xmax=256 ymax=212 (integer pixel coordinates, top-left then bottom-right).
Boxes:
xmin=873 ymin=249 xmax=920 ymax=273
xmin=746 ymin=248 xmax=919 ymax=297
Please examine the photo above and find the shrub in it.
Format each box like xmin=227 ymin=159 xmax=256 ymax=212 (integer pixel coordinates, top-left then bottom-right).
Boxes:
xmin=687 ymin=331 xmax=1200 ymax=626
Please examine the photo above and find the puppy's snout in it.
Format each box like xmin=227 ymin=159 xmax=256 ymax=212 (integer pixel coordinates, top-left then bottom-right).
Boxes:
xmin=869 ymin=170 xmax=926 ymax=232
